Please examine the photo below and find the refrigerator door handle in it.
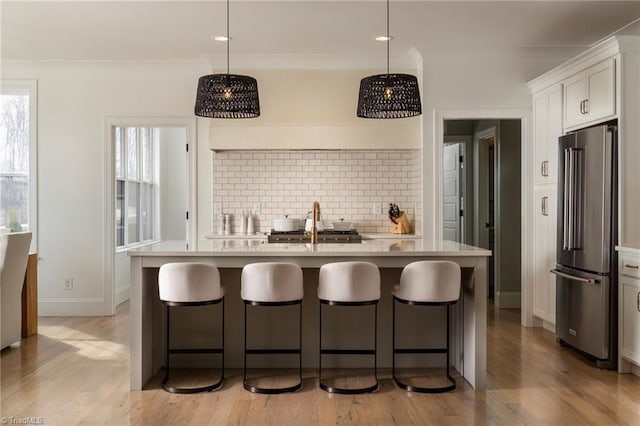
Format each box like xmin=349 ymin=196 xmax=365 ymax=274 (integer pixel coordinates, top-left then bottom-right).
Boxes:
xmin=550 ymin=269 xmax=596 ymax=285
xmin=563 ymin=148 xmax=571 ymax=250
xmin=570 ymin=148 xmax=583 ymax=250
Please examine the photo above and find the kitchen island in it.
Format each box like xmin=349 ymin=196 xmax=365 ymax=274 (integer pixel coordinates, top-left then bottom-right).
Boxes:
xmin=128 ymin=239 xmax=491 ymax=391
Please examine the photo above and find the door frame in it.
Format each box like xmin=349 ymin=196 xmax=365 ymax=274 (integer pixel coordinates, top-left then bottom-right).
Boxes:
xmin=103 ymin=116 xmax=197 ymax=315
xmin=434 ymin=108 xmax=532 ymax=326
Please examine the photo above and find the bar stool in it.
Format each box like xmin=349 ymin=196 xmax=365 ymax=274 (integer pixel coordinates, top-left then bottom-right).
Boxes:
xmin=158 ymin=262 xmax=224 ymax=394
xmin=318 ymin=261 xmax=380 ymax=394
xmin=392 ymin=260 xmax=461 ymax=393
xmin=241 ymin=262 xmax=304 ymax=394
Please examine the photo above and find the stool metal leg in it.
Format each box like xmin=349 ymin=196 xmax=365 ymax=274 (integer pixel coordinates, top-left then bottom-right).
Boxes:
xmin=319 ymin=301 xmax=379 ymax=394
xmin=162 ymin=300 xmax=224 ymax=394
xmin=243 ymin=301 xmax=303 ymax=394
xmin=392 ymin=298 xmax=456 ymax=394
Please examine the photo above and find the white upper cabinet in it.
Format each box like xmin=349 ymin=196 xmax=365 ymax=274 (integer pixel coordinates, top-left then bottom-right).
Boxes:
xmin=563 ymin=58 xmax=616 ymax=130
xmin=533 ymin=84 xmax=563 ymax=185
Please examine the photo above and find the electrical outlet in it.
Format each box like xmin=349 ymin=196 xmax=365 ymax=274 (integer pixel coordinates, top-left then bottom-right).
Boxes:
xmin=213 ymin=203 xmax=222 ymax=216
xmin=64 ymin=278 xmax=74 ymax=290
xmin=372 ymin=202 xmax=382 ymax=215
xmin=252 ymin=202 xmax=261 ymax=215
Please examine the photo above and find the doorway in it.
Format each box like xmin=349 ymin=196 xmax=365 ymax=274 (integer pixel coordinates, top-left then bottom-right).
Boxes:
xmin=441 ymin=118 xmax=522 ymax=309
xmin=104 ymin=117 xmax=197 ymax=314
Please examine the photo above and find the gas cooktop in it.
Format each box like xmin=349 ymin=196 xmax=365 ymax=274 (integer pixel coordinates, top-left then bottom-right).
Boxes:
xmin=268 ymin=229 xmax=362 ymax=243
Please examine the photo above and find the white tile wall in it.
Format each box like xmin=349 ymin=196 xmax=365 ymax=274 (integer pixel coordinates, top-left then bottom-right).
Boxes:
xmin=213 ymin=150 xmax=422 ymax=234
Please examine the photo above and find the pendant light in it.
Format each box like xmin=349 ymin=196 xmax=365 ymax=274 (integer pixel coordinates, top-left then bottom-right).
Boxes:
xmin=194 ymin=0 xmax=260 ymax=118
xmin=357 ymin=0 xmax=421 ymax=119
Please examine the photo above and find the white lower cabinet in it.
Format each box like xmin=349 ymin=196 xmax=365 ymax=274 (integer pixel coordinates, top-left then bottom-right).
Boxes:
xmin=619 ymin=249 xmax=640 ymax=374
xmin=532 ymin=186 xmax=557 ymax=327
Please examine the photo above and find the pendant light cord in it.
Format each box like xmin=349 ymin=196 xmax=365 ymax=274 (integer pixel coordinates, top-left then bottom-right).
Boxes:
xmin=386 ymin=0 xmax=390 ymax=76
xmin=226 ymin=0 xmax=230 ymax=78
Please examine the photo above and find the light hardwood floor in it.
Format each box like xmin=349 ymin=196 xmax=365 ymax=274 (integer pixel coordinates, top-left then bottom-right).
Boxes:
xmin=2 ymin=302 xmax=639 ymax=425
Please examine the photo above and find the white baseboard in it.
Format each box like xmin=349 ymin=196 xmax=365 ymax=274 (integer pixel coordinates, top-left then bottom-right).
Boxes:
xmin=495 ymin=291 xmax=521 ymax=309
xmin=542 ymin=319 xmax=556 ymax=333
xmin=38 ymin=298 xmax=108 ymax=316
xmin=115 ymin=286 xmax=130 ymax=306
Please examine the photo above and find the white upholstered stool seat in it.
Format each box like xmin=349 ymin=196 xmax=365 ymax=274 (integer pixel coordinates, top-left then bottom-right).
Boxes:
xmin=393 ymin=260 xmax=461 ymax=393
xmin=318 ymin=261 xmax=380 ymax=394
xmin=158 ymin=262 xmax=224 ymax=394
xmin=241 ymin=262 xmax=303 ymax=394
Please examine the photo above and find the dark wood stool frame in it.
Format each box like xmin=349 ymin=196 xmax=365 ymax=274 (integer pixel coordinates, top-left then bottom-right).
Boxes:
xmin=319 ymin=299 xmax=379 ymax=394
xmin=162 ymin=298 xmax=224 ymax=394
xmin=243 ymin=299 xmax=303 ymax=394
xmin=392 ymin=296 xmax=457 ymax=393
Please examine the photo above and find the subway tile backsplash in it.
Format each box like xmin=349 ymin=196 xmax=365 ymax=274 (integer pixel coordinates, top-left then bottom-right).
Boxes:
xmin=213 ymin=150 xmax=422 ymax=234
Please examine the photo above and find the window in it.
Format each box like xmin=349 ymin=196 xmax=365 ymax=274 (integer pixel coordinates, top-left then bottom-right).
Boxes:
xmin=0 ymin=81 xmax=37 ymax=247
xmin=115 ymin=126 xmax=156 ymax=249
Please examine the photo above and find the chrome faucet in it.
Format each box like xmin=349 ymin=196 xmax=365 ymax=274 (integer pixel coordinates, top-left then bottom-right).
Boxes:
xmin=311 ymin=201 xmax=320 ymax=244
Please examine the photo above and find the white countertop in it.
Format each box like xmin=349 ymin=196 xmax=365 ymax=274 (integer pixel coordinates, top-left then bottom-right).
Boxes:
xmin=128 ymin=239 xmax=491 ymax=257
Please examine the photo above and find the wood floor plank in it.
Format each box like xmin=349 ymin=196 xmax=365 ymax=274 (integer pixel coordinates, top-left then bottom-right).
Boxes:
xmin=2 ymin=302 xmax=640 ymax=425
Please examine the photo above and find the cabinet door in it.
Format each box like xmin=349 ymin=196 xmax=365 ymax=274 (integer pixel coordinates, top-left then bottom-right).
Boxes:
xmin=563 ymin=58 xmax=616 ymax=130
xmin=546 ymin=86 xmax=562 ymax=183
xmin=563 ymin=72 xmax=587 ymax=129
xmin=532 ymin=186 xmax=557 ymax=323
xmin=621 ymin=277 xmax=640 ymax=364
xmin=585 ymin=58 xmax=616 ymax=122
xmin=533 ymin=85 xmax=562 ymax=185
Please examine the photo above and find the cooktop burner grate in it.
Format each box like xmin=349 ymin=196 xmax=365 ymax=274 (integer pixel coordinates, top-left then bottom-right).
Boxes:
xmin=268 ymin=229 xmax=361 ymax=243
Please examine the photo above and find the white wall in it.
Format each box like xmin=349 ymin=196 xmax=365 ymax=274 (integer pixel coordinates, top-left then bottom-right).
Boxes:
xmin=1 ymin=61 xmax=211 ymax=315
xmin=417 ymin=47 xmax=582 ymax=240
xmin=1 ymin=47 xmax=580 ymax=316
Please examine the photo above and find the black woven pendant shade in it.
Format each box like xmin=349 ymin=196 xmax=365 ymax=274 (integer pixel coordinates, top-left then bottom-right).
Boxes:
xmin=195 ymin=74 xmax=260 ymax=118
xmin=357 ymin=73 xmax=421 ymax=119
xmin=356 ymin=0 xmax=422 ymax=119
xmin=194 ymin=0 xmax=260 ymax=119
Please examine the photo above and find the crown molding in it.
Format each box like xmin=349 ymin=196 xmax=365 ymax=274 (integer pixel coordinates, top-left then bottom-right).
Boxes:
xmin=199 ymin=52 xmax=422 ymax=70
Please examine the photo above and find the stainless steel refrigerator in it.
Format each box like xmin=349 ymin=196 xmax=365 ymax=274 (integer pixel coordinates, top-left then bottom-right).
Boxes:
xmin=551 ymin=122 xmax=617 ymax=369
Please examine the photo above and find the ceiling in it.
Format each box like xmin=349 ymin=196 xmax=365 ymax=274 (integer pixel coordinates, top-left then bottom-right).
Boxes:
xmin=2 ymin=1 xmax=639 ymax=62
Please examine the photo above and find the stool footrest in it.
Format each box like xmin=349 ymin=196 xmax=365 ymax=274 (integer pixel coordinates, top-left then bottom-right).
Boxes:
xmin=162 ymin=377 xmax=224 ymax=394
xmin=243 ymin=381 xmax=303 ymax=395
xmin=393 ymin=373 xmax=456 ymax=394
xmin=321 ymin=349 xmax=376 ymax=355
xmin=246 ymin=349 xmax=301 ymax=355
xmin=319 ymin=381 xmax=379 ymax=395
xmin=394 ymin=348 xmax=447 ymax=354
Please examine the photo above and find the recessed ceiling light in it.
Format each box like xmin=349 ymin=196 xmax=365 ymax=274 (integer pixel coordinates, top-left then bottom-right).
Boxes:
xmin=211 ymin=35 xmax=231 ymax=42
xmin=375 ymin=36 xmax=393 ymax=42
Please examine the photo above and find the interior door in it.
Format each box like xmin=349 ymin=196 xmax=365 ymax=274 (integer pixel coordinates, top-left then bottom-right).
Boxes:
xmin=443 ymin=143 xmax=462 ymax=242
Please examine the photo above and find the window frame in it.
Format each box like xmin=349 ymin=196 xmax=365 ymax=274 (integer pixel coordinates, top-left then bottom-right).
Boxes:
xmin=115 ymin=126 xmax=157 ymax=252
xmin=0 ymin=80 xmax=38 ymax=252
